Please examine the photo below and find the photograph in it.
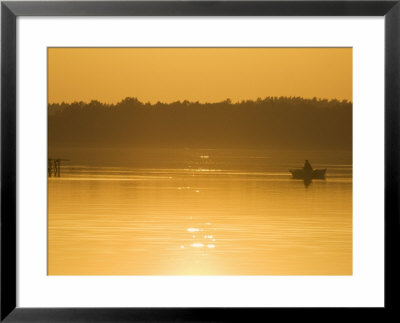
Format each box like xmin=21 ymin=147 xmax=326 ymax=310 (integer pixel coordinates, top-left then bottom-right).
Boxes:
xmin=47 ymin=47 xmax=353 ymax=276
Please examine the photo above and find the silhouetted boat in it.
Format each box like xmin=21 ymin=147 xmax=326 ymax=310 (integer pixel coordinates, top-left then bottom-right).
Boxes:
xmin=289 ymin=160 xmax=327 ymax=180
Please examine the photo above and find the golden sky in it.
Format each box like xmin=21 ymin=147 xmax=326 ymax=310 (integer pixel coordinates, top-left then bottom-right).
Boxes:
xmin=48 ymin=48 xmax=352 ymax=104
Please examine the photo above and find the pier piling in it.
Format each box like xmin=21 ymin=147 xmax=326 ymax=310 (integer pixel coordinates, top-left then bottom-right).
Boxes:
xmin=48 ymin=158 xmax=69 ymax=177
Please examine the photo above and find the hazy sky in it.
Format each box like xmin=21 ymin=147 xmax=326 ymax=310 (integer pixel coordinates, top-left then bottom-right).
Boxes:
xmin=48 ymin=48 xmax=352 ymax=104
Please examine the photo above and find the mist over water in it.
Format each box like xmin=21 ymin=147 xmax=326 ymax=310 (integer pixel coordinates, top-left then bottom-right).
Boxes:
xmin=48 ymin=148 xmax=352 ymax=275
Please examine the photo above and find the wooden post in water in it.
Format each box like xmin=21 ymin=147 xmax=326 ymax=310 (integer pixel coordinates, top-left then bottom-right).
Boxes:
xmin=55 ymin=159 xmax=60 ymax=177
xmin=48 ymin=158 xmax=70 ymax=177
xmin=48 ymin=159 xmax=53 ymax=177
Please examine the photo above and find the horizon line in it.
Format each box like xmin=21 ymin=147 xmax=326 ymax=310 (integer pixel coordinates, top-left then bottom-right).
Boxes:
xmin=48 ymin=95 xmax=353 ymax=106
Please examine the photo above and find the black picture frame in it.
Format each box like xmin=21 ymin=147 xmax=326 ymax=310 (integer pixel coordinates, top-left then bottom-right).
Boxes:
xmin=1 ymin=1 xmax=399 ymax=321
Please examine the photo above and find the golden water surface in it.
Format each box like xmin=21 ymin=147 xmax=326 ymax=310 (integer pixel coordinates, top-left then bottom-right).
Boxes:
xmin=48 ymin=149 xmax=352 ymax=275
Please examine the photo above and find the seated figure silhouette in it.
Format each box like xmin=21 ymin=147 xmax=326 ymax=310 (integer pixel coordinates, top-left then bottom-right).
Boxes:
xmin=303 ymin=160 xmax=313 ymax=177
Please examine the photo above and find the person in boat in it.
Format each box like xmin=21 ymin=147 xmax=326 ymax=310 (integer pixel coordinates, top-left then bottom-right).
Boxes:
xmin=303 ymin=160 xmax=313 ymax=177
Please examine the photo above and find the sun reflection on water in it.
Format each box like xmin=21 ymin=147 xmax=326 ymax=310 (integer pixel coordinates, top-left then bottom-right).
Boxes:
xmin=49 ymin=156 xmax=352 ymax=275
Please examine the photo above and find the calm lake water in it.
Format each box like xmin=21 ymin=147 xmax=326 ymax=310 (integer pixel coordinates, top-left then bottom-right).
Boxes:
xmin=48 ymin=149 xmax=352 ymax=275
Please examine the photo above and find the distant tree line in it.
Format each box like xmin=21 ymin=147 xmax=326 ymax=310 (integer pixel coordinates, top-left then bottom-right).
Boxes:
xmin=48 ymin=96 xmax=352 ymax=150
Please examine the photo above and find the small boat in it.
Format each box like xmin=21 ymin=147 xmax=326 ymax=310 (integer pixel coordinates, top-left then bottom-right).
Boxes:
xmin=289 ymin=160 xmax=327 ymax=180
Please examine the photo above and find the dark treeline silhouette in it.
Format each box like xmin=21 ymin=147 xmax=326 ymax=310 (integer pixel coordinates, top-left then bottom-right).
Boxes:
xmin=48 ymin=96 xmax=352 ymax=150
